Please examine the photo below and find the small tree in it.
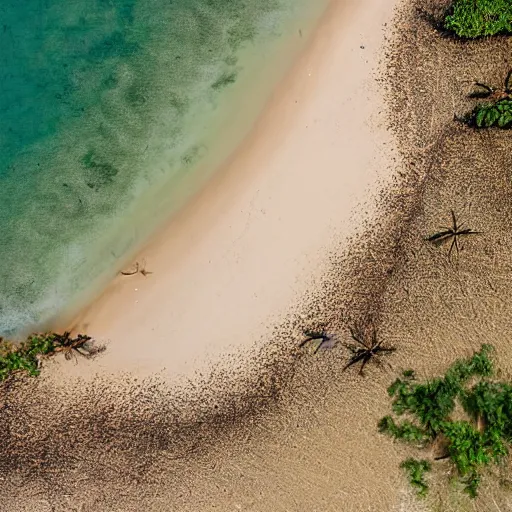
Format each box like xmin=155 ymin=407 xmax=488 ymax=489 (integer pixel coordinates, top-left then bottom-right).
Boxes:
xmin=444 ymin=0 xmax=512 ymax=38
xmin=379 ymin=345 xmax=512 ymax=498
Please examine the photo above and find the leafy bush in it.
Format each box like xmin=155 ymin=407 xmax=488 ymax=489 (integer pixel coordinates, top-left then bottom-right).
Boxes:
xmin=378 ymin=416 xmax=429 ymax=443
xmin=441 ymin=421 xmax=501 ymax=497
xmin=400 ymin=458 xmax=431 ymax=497
xmin=460 ymin=71 xmax=512 ymax=128
xmin=0 ymin=332 xmax=101 ymax=382
xmin=469 ymin=99 xmax=512 ymax=128
xmin=379 ymin=345 xmax=512 ymax=498
xmin=0 ymin=334 xmax=54 ymax=380
xmin=462 ymin=381 xmax=512 ymax=440
xmin=444 ymin=0 xmax=512 ymax=38
xmin=386 ymin=346 xmax=493 ymax=436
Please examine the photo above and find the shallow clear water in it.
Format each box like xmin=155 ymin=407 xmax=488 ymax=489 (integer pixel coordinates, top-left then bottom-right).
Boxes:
xmin=0 ymin=0 xmax=327 ymax=337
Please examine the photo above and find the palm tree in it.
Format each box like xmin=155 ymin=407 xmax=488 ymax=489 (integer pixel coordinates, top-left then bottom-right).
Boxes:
xmin=426 ymin=210 xmax=479 ymax=258
xmin=343 ymin=323 xmax=395 ymax=375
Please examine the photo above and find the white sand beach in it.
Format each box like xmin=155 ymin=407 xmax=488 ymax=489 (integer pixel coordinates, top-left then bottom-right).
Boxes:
xmin=67 ymin=0 xmax=399 ymax=383
xmin=12 ymin=1 xmax=512 ymax=510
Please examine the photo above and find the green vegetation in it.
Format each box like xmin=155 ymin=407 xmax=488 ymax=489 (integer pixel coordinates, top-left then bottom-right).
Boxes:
xmin=400 ymin=458 xmax=432 ymax=498
xmin=378 ymin=416 xmax=429 ymax=443
xmin=444 ymin=0 xmax=512 ymax=38
xmin=379 ymin=345 xmax=512 ymax=498
xmin=0 ymin=332 xmax=103 ymax=382
xmin=470 ymin=99 xmax=512 ymax=128
xmin=426 ymin=210 xmax=479 ymax=258
xmin=461 ymin=70 xmax=512 ymax=128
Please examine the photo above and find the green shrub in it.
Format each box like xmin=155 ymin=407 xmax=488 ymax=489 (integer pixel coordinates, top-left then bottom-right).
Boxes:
xmin=379 ymin=345 xmax=512 ymax=498
xmin=400 ymin=458 xmax=431 ymax=497
xmin=0 ymin=332 xmax=100 ymax=382
xmin=0 ymin=334 xmax=55 ymax=380
xmin=469 ymin=99 xmax=512 ymax=128
xmin=460 ymin=71 xmax=512 ymax=128
xmin=378 ymin=416 xmax=429 ymax=443
xmin=462 ymin=381 xmax=512 ymax=440
xmin=443 ymin=421 xmax=489 ymax=474
xmin=444 ymin=0 xmax=512 ymax=38
xmin=386 ymin=346 xmax=493 ymax=436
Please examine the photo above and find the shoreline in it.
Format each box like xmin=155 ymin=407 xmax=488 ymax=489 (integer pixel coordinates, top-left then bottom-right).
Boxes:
xmin=1 ymin=0 xmax=328 ymax=340
xmin=66 ymin=0 xmax=399 ymax=383
xmin=0 ymin=0 xmax=432 ymax=510
xmin=65 ymin=1 xmax=400 ymax=382
xmin=42 ymin=0 xmax=329 ymax=342
xmin=7 ymin=0 xmax=512 ymax=510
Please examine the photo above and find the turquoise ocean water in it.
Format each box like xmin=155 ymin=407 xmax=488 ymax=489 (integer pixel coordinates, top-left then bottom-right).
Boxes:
xmin=0 ymin=0 xmax=327 ymax=337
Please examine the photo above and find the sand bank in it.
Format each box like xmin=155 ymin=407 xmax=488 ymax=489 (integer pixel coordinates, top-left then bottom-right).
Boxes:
xmin=1 ymin=0 xmax=415 ymax=510
xmin=9 ymin=1 xmax=512 ymax=510
xmin=68 ymin=0 xmax=399 ymax=383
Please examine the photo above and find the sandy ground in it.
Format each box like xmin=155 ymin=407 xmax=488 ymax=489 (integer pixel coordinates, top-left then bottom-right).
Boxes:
xmin=67 ymin=0 xmax=397 ymax=383
xmin=7 ymin=0 xmax=512 ymax=511
xmin=2 ymin=0 xmax=404 ymax=510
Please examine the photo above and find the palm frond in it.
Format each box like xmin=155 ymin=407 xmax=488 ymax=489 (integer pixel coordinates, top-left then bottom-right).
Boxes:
xmin=469 ymin=82 xmax=493 ymax=99
xmin=473 ymin=82 xmax=493 ymax=94
xmin=343 ymin=351 xmax=368 ymax=372
xmin=427 ymin=212 xmax=480 ymax=258
xmin=300 ymin=331 xmax=331 ymax=353
xmin=451 ymin=210 xmax=457 ymax=229
xmin=343 ymin=325 xmax=395 ymax=376
xmin=427 ymin=230 xmax=454 ymax=243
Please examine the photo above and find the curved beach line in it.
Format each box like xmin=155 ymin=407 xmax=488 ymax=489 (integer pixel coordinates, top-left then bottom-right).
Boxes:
xmin=63 ymin=0 xmax=399 ymax=385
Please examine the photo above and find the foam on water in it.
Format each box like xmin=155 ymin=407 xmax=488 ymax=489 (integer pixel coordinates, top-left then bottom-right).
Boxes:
xmin=0 ymin=0 xmax=328 ymax=337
